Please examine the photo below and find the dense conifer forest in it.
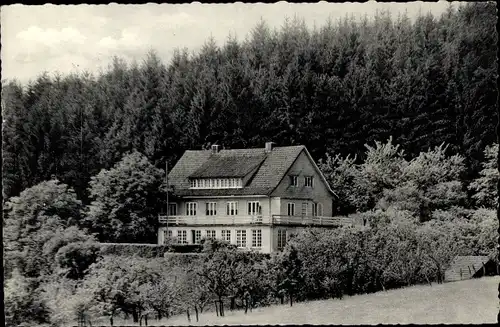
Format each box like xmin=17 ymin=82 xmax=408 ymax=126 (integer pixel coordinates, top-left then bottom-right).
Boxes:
xmin=2 ymin=2 xmax=497 ymax=204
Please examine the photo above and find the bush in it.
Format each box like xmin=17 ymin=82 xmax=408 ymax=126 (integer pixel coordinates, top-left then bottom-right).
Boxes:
xmin=98 ymin=243 xmax=170 ymax=257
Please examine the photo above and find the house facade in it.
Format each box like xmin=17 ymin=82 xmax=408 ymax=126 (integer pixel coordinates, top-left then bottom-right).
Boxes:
xmin=158 ymin=142 xmax=353 ymax=253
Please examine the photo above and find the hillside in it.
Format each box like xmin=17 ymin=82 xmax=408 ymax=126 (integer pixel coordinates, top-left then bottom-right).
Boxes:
xmin=107 ymin=277 xmax=499 ymax=325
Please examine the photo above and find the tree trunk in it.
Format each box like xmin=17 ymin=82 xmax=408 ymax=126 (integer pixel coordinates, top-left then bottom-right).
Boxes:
xmin=194 ymin=306 xmax=199 ymax=322
xmin=289 ymin=292 xmax=293 ymax=307
xmin=132 ymin=310 xmax=139 ymax=323
xmin=244 ymin=298 xmax=248 ymax=314
xmin=280 ymin=295 xmax=284 ymax=305
xmin=186 ymin=309 xmax=191 ymax=323
xmin=156 ymin=310 xmax=162 ymax=321
xmin=139 ymin=315 xmax=142 ymax=327
xmin=110 ymin=316 xmax=113 ymax=327
xmin=378 ymin=276 xmax=386 ymax=292
xmin=219 ymin=298 xmax=225 ymax=317
xmin=145 ymin=315 xmax=148 ymax=326
xmin=230 ymin=296 xmax=235 ymax=311
xmin=215 ymin=301 xmax=219 ymax=316
xmin=425 ymin=274 xmax=432 ymax=286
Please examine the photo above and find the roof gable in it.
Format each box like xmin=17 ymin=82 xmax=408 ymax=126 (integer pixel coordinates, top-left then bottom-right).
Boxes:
xmin=269 ymin=147 xmax=337 ymax=197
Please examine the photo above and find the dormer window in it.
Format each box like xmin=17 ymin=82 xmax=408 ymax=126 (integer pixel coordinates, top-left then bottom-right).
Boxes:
xmin=290 ymin=175 xmax=298 ymax=187
xmin=305 ymin=176 xmax=314 ymax=187
xmin=190 ymin=178 xmax=243 ymax=189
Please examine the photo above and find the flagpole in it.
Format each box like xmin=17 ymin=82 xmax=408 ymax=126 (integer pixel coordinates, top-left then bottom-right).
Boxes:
xmin=165 ymin=161 xmax=169 ymax=241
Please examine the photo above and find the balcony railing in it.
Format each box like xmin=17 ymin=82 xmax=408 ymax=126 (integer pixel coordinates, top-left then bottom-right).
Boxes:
xmin=158 ymin=214 xmax=354 ymax=227
xmin=271 ymin=215 xmax=354 ymax=227
xmin=159 ymin=215 xmax=268 ymax=225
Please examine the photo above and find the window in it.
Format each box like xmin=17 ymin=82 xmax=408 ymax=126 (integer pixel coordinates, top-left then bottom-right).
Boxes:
xmin=236 ymin=230 xmax=247 ymax=248
xmin=302 ymin=202 xmax=308 ymax=216
xmin=206 ymin=202 xmax=217 ymax=216
xmin=248 ymin=201 xmax=262 ymax=216
xmin=194 ymin=230 xmax=201 ymax=244
xmin=227 ymin=202 xmax=238 ymax=215
xmin=277 ymin=230 xmax=287 ymax=250
xmin=190 ymin=178 xmax=244 ymax=189
xmin=305 ymin=176 xmax=314 ymax=187
xmin=290 ymin=175 xmax=298 ymax=187
xmin=168 ymin=203 xmax=177 ymax=216
xmin=177 ymin=230 xmax=187 ymax=244
xmin=163 ymin=229 xmax=172 ymax=244
xmin=221 ymin=230 xmax=231 ymax=243
xmin=186 ymin=202 xmax=197 ymax=216
xmin=206 ymin=230 xmax=216 ymax=239
xmin=314 ymin=203 xmax=323 ymax=216
xmin=252 ymin=229 xmax=262 ymax=248
xmin=287 ymin=203 xmax=295 ymax=216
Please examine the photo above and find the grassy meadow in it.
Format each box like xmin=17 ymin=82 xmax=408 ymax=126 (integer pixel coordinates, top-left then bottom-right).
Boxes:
xmin=95 ymin=276 xmax=499 ymax=326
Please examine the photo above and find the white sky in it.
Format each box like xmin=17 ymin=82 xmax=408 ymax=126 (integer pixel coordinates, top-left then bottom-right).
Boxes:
xmin=1 ymin=1 xmax=463 ymax=83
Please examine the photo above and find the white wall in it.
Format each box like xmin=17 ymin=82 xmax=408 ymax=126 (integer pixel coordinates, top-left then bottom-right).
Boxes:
xmin=158 ymin=225 xmax=273 ymax=253
xmin=171 ymin=196 xmax=269 ymax=217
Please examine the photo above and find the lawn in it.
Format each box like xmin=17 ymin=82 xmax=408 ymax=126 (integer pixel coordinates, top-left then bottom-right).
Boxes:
xmin=99 ymin=276 xmax=499 ymax=326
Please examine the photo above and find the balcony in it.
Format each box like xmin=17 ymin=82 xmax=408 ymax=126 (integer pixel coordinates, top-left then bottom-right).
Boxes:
xmin=272 ymin=215 xmax=354 ymax=227
xmin=159 ymin=215 xmax=268 ymax=225
xmin=158 ymin=214 xmax=354 ymax=227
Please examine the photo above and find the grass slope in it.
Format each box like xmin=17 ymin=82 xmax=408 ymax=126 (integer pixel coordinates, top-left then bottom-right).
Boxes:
xmin=106 ymin=276 xmax=500 ymax=326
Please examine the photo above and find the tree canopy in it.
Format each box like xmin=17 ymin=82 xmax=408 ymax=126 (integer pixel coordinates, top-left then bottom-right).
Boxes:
xmin=2 ymin=3 xmax=497 ymax=205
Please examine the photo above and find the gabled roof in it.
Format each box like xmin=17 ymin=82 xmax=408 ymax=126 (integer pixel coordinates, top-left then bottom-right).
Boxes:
xmin=169 ymin=145 xmax=336 ymax=197
xmin=189 ymin=153 xmax=266 ymax=178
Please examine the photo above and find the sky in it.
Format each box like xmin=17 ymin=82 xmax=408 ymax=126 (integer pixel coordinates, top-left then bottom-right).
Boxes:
xmin=1 ymin=1 xmax=464 ymax=83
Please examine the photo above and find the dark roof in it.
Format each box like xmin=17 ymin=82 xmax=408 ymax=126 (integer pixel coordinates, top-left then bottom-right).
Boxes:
xmin=444 ymin=255 xmax=491 ymax=282
xmin=189 ymin=154 xmax=266 ymax=178
xmin=169 ymin=145 xmax=309 ymax=196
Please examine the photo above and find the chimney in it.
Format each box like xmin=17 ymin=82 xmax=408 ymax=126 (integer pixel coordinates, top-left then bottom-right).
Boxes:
xmin=265 ymin=142 xmax=275 ymax=153
xmin=211 ymin=144 xmax=220 ymax=153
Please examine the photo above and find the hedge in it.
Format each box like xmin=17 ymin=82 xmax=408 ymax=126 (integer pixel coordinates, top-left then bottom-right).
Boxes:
xmin=98 ymin=243 xmax=203 ymax=258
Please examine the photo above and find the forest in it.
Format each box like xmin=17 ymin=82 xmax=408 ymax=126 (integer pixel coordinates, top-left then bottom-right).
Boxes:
xmin=2 ymin=2 xmax=497 ymax=204
xmin=2 ymin=2 xmax=498 ymax=327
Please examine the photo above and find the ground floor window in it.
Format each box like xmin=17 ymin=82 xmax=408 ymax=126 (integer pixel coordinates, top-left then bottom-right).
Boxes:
xmin=277 ymin=229 xmax=287 ymax=250
xmin=177 ymin=230 xmax=187 ymax=244
xmin=251 ymin=229 xmax=262 ymax=248
xmin=193 ymin=230 xmax=201 ymax=244
xmin=236 ymin=230 xmax=247 ymax=248
xmin=206 ymin=230 xmax=216 ymax=239
xmin=221 ymin=230 xmax=231 ymax=243
xmin=163 ymin=229 xmax=173 ymax=244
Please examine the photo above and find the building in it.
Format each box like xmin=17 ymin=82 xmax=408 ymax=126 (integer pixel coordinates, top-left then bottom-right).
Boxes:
xmin=158 ymin=142 xmax=353 ymax=253
xmin=444 ymin=256 xmax=498 ymax=282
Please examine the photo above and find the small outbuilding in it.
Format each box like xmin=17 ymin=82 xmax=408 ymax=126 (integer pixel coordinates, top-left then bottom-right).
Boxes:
xmin=444 ymin=255 xmax=498 ymax=282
